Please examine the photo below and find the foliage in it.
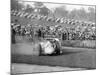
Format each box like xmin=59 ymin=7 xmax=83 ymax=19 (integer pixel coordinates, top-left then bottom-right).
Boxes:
xmin=53 ymin=6 xmax=95 ymax=22
xmin=11 ymin=0 xmax=23 ymax=10
xmin=54 ymin=6 xmax=68 ymax=18
xmin=11 ymin=1 xmax=95 ymax=22
xmin=34 ymin=2 xmax=50 ymax=16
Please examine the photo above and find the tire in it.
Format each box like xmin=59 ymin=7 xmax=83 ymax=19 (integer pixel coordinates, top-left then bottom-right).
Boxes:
xmin=39 ymin=44 xmax=42 ymax=56
xmin=54 ymin=41 xmax=61 ymax=55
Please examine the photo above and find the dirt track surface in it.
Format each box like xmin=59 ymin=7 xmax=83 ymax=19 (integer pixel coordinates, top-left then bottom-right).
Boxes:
xmin=11 ymin=43 xmax=96 ymax=69
xmin=11 ymin=63 xmax=85 ymax=74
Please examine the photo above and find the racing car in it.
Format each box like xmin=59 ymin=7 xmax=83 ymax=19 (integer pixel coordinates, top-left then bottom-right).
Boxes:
xmin=38 ymin=38 xmax=62 ymax=56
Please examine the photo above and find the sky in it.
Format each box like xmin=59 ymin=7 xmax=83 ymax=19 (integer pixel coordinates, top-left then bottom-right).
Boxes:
xmin=19 ymin=0 xmax=95 ymax=12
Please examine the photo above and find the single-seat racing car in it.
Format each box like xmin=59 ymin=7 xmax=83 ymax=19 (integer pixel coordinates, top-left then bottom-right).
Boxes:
xmin=38 ymin=38 xmax=62 ymax=56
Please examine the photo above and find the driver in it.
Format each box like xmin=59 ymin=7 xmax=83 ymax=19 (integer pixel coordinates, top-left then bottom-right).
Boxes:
xmin=40 ymin=40 xmax=55 ymax=55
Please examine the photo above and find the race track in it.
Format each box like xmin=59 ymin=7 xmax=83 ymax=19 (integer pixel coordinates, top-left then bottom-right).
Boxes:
xmin=11 ymin=63 xmax=85 ymax=74
xmin=11 ymin=44 xmax=96 ymax=69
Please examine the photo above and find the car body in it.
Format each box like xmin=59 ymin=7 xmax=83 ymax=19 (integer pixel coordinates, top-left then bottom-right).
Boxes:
xmin=39 ymin=38 xmax=62 ymax=56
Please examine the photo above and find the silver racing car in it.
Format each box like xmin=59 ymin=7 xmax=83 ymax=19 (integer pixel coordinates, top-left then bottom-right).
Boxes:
xmin=39 ymin=38 xmax=62 ymax=56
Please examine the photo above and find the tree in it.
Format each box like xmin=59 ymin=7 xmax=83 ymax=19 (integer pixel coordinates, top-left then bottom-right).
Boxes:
xmin=54 ymin=6 xmax=68 ymax=18
xmin=34 ymin=2 xmax=44 ymax=8
xmin=87 ymin=7 xmax=96 ymax=22
xmin=68 ymin=9 xmax=79 ymax=19
xmin=38 ymin=7 xmax=50 ymax=16
xmin=24 ymin=4 xmax=34 ymax=13
xmin=77 ymin=8 xmax=88 ymax=20
xmin=88 ymin=7 xmax=95 ymax=13
xmin=11 ymin=0 xmax=23 ymax=10
xmin=69 ymin=8 xmax=88 ymax=21
xmin=34 ymin=2 xmax=50 ymax=16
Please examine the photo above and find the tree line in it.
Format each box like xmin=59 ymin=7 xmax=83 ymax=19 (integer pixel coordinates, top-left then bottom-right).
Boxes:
xmin=11 ymin=0 xmax=96 ymax=22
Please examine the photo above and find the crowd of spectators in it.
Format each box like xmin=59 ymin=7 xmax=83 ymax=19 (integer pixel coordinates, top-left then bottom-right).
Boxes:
xmin=11 ymin=10 xmax=96 ymax=43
